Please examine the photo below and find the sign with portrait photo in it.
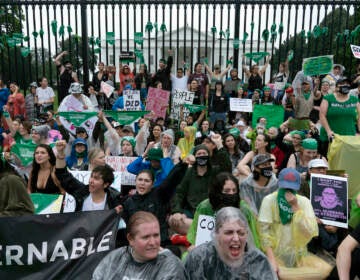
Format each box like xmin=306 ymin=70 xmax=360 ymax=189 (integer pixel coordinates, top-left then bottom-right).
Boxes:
xmin=310 ymin=173 xmax=348 ymax=228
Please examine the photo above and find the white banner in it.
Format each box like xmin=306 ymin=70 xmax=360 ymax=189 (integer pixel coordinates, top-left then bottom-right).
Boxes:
xmin=195 ymin=215 xmax=215 ymax=246
xmin=105 ymin=156 xmax=137 ymax=186
xmin=70 ymin=170 xmax=122 ymax=192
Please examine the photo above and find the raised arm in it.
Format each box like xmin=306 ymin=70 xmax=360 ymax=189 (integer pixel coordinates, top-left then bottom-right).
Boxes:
xmin=260 ymin=55 xmax=271 ymax=75
xmin=54 ymin=51 xmax=67 ymax=67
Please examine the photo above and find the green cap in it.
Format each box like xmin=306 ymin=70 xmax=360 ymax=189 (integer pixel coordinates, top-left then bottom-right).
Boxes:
xmin=121 ymin=136 xmax=136 ymax=148
xmin=290 ymin=130 xmax=306 ymax=140
xmin=229 ymin=127 xmax=240 ymax=137
xmin=147 ymin=148 xmax=163 ymax=161
xmin=302 ymin=138 xmax=318 ymax=150
xmin=263 ymin=86 xmax=271 ymax=91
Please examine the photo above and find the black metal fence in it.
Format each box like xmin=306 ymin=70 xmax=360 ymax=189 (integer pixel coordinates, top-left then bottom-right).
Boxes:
xmin=1 ymin=0 xmax=359 ymax=91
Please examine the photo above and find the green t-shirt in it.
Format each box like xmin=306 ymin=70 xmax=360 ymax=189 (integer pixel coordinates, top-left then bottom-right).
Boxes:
xmin=320 ymin=94 xmax=358 ymax=141
xmin=14 ymin=131 xmax=32 ymax=145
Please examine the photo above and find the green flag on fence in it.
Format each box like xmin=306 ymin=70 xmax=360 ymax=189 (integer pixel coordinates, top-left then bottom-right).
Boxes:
xmin=244 ymin=52 xmax=270 ymax=63
xmin=183 ymin=104 xmax=207 ymax=113
xmin=58 ymin=111 xmax=98 ymax=126
xmin=11 ymin=142 xmax=37 ymax=166
xmin=252 ymin=105 xmax=284 ymax=129
xmin=104 ymin=110 xmax=149 ymax=125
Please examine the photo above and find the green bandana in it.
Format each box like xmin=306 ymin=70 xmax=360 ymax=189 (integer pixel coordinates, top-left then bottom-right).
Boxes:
xmin=277 ymin=189 xmax=295 ymax=225
xmin=303 ymin=92 xmax=311 ymax=100
xmin=76 ymin=151 xmax=86 ymax=158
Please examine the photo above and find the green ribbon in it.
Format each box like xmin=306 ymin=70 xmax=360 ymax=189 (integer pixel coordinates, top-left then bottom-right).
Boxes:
xmin=153 ymin=22 xmax=158 ymax=32
xmin=95 ymin=37 xmax=101 ymax=47
xmin=219 ymin=30 xmax=225 ymax=38
xmin=23 ymin=36 xmax=29 ymax=42
xmin=244 ymin=52 xmax=270 ymax=63
xmin=270 ymin=32 xmax=277 ymax=43
xmin=211 ymin=26 xmax=217 ymax=34
xmin=160 ymin=23 xmax=167 ymax=32
xmin=307 ymin=31 xmax=312 ymax=39
xmin=262 ymin=29 xmax=269 ymax=41
xmin=13 ymin=33 xmax=23 ymax=45
xmin=233 ymin=38 xmax=240 ymax=49
xmin=270 ymin=23 xmax=277 ymax=33
xmin=145 ymin=21 xmax=153 ymax=32
xmin=134 ymin=32 xmax=144 ymax=45
xmin=39 ymin=29 xmax=44 ymax=37
xmin=32 ymin=31 xmax=38 ymax=38
xmin=313 ymin=25 xmax=322 ymax=39
xmin=225 ymin=29 xmax=230 ymax=39
xmin=242 ymin=32 xmax=248 ymax=44
xmin=344 ymin=29 xmax=350 ymax=41
xmin=59 ymin=25 xmax=65 ymax=36
xmin=89 ymin=36 xmax=95 ymax=45
xmin=58 ymin=111 xmax=98 ymax=126
xmin=250 ymin=22 xmax=255 ymax=32
xmin=300 ymin=30 xmax=306 ymax=38
xmin=6 ymin=37 xmax=16 ymax=48
xmin=21 ymin=47 xmax=30 ymax=57
xmin=226 ymin=59 xmax=233 ymax=65
xmin=104 ymin=110 xmax=149 ymax=125
xmin=94 ymin=48 xmax=100 ymax=54
xmin=287 ymin=50 xmax=294 ymax=62
xmin=11 ymin=142 xmax=37 ymax=166
xmin=106 ymin=32 xmax=115 ymax=45
xmin=72 ymin=35 xmax=80 ymax=43
xmin=322 ymin=27 xmax=329 ymax=36
xmin=67 ymin=26 xmax=73 ymax=34
xmin=183 ymin=104 xmax=207 ymax=113
xmin=278 ymin=22 xmax=284 ymax=34
xmin=51 ymin=20 xmax=58 ymax=36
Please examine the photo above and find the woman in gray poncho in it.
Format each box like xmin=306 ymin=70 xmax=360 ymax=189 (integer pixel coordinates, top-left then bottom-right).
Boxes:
xmin=185 ymin=207 xmax=277 ymax=280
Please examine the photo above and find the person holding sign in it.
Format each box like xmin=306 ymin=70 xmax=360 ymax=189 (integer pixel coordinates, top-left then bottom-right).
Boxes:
xmin=92 ymin=212 xmax=188 ymax=280
xmin=185 ymin=207 xmax=276 ymax=280
xmin=258 ymin=168 xmax=332 ymax=279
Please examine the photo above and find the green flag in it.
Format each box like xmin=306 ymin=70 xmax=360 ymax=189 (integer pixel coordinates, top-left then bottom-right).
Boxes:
xmin=252 ymin=105 xmax=284 ymax=129
xmin=11 ymin=142 xmax=36 ymax=166
xmin=244 ymin=52 xmax=270 ymax=63
xmin=58 ymin=111 xmax=98 ymax=126
xmin=134 ymin=32 xmax=144 ymax=45
xmin=302 ymin=55 xmax=333 ymax=76
xmin=183 ymin=104 xmax=207 ymax=113
xmin=104 ymin=110 xmax=149 ymax=125
xmin=30 ymin=193 xmax=63 ymax=214
xmin=106 ymin=32 xmax=115 ymax=45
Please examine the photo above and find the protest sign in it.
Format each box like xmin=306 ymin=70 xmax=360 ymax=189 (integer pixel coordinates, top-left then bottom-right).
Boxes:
xmin=350 ymin=44 xmax=360 ymax=59
xmin=145 ymin=87 xmax=170 ymax=119
xmin=252 ymin=105 xmax=284 ymax=129
xmin=119 ymin=51 xmax=135 ymax=63
xmin=195 ymin=215 xmax=215 ymax=246
xmin=170 ymin=89 xmax=194 ymax=119
xmin=230 ymin=98 xmax=253 ymax=112
xmin=302 ymin=55 xmax=333 ymax=76
xmin=104 ymin=110 xmax=148 ymax=125
xmin=310 ymin=173 xmax=348 ymax=228
xmin=105 ymin=156 xmax=137 ymax=186
xmin=0 ymin=210 xmax=118 ymax=279
xmin=100 ymin=81 xmax=115 ymax=98
xmin=70 ymin=170 xmax=122 ymax=192
xmin=11 ymin=142 xmax=36 ymax=166
xmin=123 ymin=90 xmax=142 ymax=111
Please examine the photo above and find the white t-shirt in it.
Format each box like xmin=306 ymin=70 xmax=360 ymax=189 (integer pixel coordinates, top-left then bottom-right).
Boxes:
xmin=171 ymin=75 xmax=188 ymax=93
xmin=82 ymin=193 xmax=107 ymax=211
xmin=36 ymin=87 xmax=55 ymax=103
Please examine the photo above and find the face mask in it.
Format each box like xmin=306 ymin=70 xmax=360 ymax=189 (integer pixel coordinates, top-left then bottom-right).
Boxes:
xmin=220 ymin=193 xmax=240 ymax=208
xmin=196 ymin=155 xmax=209 ymax=166
xmin=339 ymin=85 xmax=350 ymax=94
xmin=253 ymin=170 xmax=260 ymax=180
xmin=76 ymin=151 xmax=86 ymax=158
xmin=260 ymin=166 xmax=273 ymax=178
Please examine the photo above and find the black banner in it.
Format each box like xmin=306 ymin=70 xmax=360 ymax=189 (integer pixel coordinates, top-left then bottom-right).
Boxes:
xmin=0 ymin=210 xmax=119 ymax=279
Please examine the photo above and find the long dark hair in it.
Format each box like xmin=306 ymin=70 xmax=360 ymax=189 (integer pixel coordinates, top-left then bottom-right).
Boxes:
xmin=30 ymin=144 xmax=56 ymax=192
xmin=223 ymin=133 xmax=241 ymax=157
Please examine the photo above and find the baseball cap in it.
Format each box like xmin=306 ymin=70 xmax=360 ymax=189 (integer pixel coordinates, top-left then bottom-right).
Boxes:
xmin=112 ymin=122 xmax=122 ymax=129
xmin=251 ymin=154 xmax=275 ymax=168
xmin=236 ymin=120 xmax=245 ymax=127
xmin=336 ymin=77 xmax=351 ymax=86
xmin=278 ymin=168 xmax=301 ymax=191
xmin=76 ymin=126 xmax=87 ymax=134
xmin=308 ymin=158 xmax=328 ymax=169
xmin=122 ymin=125 xmax=134 ymax=134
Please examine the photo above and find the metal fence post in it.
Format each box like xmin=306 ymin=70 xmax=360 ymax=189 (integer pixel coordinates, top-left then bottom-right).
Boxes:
xmin=81 ymin=0 xmax=89 ymax=85
xmin=233 ymin=2 xmax=240 ymax=69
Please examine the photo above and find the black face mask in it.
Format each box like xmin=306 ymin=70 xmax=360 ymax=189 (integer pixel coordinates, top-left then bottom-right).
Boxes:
xmin=260 ymin=166 xmax=273 ymax=178
xmin=253 ymin=170 xmax=260 ymax=180
xmin=339 ymin=85 xmax=350 ymax=94
xmin=210 ymin=193 xmax=240 ymax=211
xmin=196 ymin=155 xmax=209 ymax=166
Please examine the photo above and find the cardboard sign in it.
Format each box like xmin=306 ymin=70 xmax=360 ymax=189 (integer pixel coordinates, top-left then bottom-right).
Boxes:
xmin=100 ymin=81 xmax=115 ymax=98
xmin=351 ymin=44 xmax=360 ymax=59
xmin=310 ymin=173 xmax=348 ymax=228
xmin=302 ymin=55 xmax=333 ymax=76
xmin=145 ymin=87 xmax=170 ymax=119
xmin=105 ymin=156 xmax=137 ymax=186
xmin=123 ymin=90 xmax=142 ymax=111
xmin=230 ymin=98 xmax=253 ymax=112
xmin=170 ymin=89 xmax=194 ymax=119
xmin=69 ymin=171 xmax=122 ymax=192
xmin=195 ymin=215 xmax=215 ymax=246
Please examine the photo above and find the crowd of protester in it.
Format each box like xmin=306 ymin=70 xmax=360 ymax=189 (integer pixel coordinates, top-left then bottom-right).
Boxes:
xmin=1 ymin=49 xmax=360 ymax=279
